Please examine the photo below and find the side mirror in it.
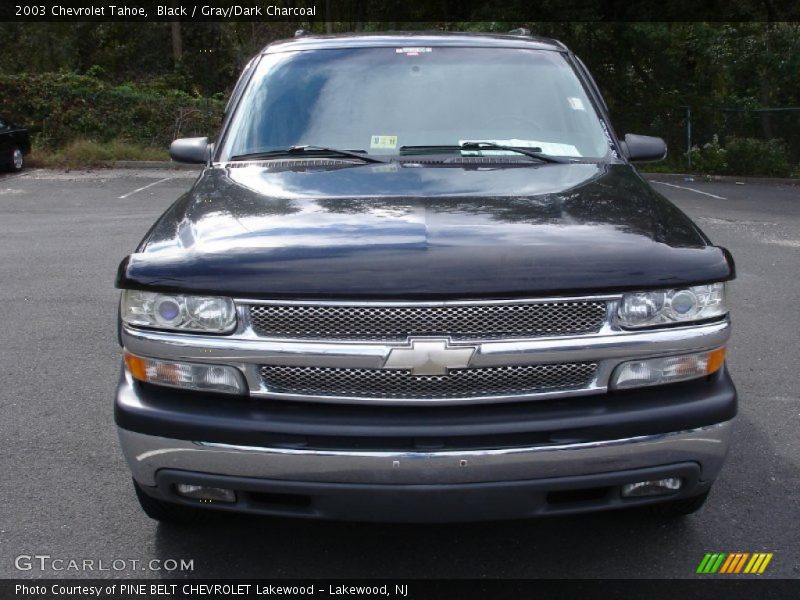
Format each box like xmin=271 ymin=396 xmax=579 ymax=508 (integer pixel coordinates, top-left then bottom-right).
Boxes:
xmin=621 ymin=134 xmax=667 ymax=162
xmin=169 ymin=137 xmax=212 ymax=164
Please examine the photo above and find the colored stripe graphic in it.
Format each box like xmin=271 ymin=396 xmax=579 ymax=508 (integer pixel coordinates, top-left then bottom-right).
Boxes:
xmin=758 ymin=554 xmax=773 ymax=574
xmin=700 ymin=552 xmax=773 ymax=574
xmin=744 ymin=553 xmax=774 ymax=574
xmin=744 ymin=554 xmax=760 ymax=573
xmin=719 ymin=554 xmax=737 ymax=574
xmin=733 ymin=553 xmax=750 ymax=573
xmin=699 ymin=553 xmax=727 ymax=574
xmin=712 ymin=554 xmax=727 ymax=573
xmin=697 ymin=553 xmax=713 ymax=574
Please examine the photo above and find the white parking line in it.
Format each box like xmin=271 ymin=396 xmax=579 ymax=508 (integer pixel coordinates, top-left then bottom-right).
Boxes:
xmin=118 ymin=177 xmax=173 ymax=199
xmin=652 ymin=180 xmax=727 ymax=200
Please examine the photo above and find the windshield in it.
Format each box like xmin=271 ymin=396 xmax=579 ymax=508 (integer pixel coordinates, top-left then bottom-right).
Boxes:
xmin=219 ymin=46 xmax=613 ymax=161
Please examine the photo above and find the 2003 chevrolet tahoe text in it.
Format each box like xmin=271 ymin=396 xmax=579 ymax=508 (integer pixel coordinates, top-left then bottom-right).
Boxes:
xmin=114 ymin=32 xmax=737 ymax=523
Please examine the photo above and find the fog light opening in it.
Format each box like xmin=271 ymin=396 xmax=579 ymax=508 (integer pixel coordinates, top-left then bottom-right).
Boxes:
xmin=621 ymin=477 xmax=683 ymax=498
xmin=174 ymin=483 xmax=236 ymax=503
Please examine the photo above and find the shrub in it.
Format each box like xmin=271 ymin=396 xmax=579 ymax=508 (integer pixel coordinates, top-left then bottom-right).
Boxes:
xmin=0 ymin=72 xmax=223 ymax=150
xmin=723 ymin=137 xmax=792 ymax=177
xmin=689 ymin=135 xmax=793 ymax=177
xmin=690 ymin=135 xmax=727 ymax=174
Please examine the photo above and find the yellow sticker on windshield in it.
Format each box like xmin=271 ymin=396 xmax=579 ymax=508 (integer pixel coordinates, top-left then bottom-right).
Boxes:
xmin=370 ymin=135 xmax=398 ymax=149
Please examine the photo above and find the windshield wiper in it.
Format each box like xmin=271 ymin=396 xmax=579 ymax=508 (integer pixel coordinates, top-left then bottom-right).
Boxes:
xmin=400 ymin=143 xmax=571 ymax=164
xmin=461 ymin=142 xmax=571 ymax=163
xmin=230 ymin=145 xmax=388 ymax=164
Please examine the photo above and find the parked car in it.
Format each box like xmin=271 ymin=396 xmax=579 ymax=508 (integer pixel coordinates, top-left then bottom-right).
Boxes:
xmin=0 ymin=116 xmax=30 ymax=172
xmin=115 ymin=31 xmax=736 ymax=524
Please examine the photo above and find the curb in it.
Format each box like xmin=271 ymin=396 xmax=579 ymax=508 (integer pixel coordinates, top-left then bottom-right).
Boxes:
xmin=103 ymin=160 xmax=202 ymax=170
xmin=642 ymin=172 xmax=799 ymax=186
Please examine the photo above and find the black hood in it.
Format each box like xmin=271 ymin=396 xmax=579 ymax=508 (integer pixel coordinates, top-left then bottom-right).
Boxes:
xmin=117 ymin=161 xmax=734 ymax=299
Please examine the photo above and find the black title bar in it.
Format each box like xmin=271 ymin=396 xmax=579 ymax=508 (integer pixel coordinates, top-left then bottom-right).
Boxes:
xmin=4 ymin=579 xmax=800 ymax=600
xmin=2 ymin=0 xmax=800 ymax=22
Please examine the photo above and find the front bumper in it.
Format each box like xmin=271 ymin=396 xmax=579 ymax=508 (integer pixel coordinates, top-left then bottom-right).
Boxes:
xmin=122 ymin=424 xmax=730 ymax=522
xmin=117 ymin=360 xmax=736 ymax=521
xmin=122 ymin=422 xmax=731 ymax=487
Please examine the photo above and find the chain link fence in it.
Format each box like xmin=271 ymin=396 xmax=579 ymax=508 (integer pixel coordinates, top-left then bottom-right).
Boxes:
xmin=664 ymin=106 xmax=800 ymax=177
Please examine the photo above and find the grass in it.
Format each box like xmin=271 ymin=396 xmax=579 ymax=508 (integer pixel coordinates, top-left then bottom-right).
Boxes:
xmin=28 ymin=139 xmax=169 ymax=168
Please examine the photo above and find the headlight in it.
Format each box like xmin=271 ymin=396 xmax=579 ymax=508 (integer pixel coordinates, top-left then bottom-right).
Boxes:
xmin=121 ymin=290 xmax=236 ymax=333
xmin=617 ymin=283 xmax=727 ymax=328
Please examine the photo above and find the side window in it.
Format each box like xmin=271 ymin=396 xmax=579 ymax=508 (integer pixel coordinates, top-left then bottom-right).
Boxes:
xmin=574 ymin=56 xmax=608 ymax=113
xmin=225 ymin=56 xmax=257 ymax=116
xmin=0 ymin=119 xmax=7 ymax=130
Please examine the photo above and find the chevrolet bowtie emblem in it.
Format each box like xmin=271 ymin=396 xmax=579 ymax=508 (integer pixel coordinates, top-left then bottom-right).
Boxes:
xmin=383 ymin=338 xmax=476 ymax=376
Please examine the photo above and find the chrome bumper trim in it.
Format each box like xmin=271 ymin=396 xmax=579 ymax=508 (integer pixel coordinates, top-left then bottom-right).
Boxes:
xmin=235 ymin=295 xmax=622 ymax=307
xmin=119 ymin=421 xmax=732 ymax=487
xmin=122 ymin=319 xmax=731 ymax=366
xmin=120 ymin=319 xmax=730 ymax=405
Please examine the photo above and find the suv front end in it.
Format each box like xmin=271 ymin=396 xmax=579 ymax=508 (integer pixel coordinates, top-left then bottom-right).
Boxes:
xmin=116 ymin=289 xmax=735 ymax=522
xmin=114 ymin=32 xmax=736 ymax=523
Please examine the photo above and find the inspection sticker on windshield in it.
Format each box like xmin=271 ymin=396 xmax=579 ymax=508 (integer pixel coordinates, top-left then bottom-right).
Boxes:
xmin=370 ymin=135 xmax=398 ymax=149
xmin=396 ymin=47 xmax=431 ymax=56
xmin=567 ymin=97 xmax=586 ymax=111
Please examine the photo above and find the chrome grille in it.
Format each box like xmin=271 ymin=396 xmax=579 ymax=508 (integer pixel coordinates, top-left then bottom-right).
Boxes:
xmin=247 ymin=301 xmax=607 ymax=340
xmin=259 ymin=363 xmax=597 ymax=400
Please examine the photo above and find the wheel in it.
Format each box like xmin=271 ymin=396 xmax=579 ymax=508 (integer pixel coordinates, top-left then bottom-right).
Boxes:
xmin=7 ymin=146 xmax=24 ymax=172
xmin=133 ymin=479 xmax=210 ymax=524
xmin=638 ymin=490 xmax=710 ymax=517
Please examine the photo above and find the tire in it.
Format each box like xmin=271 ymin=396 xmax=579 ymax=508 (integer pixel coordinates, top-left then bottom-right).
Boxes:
xmin=8 ymin=146 xmax=24 ymax=172
xmin=638 ymin=490 xmax=710 ymax=517
xmin=133 ymin=479 xmax=210 ymax=524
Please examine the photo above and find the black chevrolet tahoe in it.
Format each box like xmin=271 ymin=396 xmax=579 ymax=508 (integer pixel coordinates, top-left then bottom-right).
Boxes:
xmin=115 ymin=32 xmax=736 ymax=523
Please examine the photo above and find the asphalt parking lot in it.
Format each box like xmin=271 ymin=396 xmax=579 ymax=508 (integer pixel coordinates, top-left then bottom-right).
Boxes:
xmin=0 ymin=168 xmax=798 ymax=579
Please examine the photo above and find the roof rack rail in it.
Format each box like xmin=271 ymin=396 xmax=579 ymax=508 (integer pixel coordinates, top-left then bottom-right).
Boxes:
xmin=507 ymin=27 xmax=531 ymax=37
